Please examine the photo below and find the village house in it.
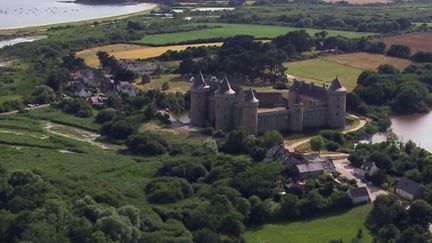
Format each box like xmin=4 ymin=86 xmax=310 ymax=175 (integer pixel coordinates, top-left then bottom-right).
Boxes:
xmin=355 ymin=161 xmax=379 ymax=177
xmin=70 ymin=69 xmax=95 ymax=85
xmin=74 ymin=87 xmax=92 ymax=98
xmin=395 ymin=178 xmax=424 ymax=201
xmin=348 ymin=187 xmax=370 ymax=205
xmin=116 ymin=81 xmax=139 ymax=96
xmin=87 ymin=94 xmax=107 ymax=108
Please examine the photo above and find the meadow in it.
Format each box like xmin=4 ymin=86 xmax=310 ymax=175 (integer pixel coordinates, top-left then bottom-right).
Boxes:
xmin=284 ymin=58 xmax=363 ymax=91
xmin=322 ymin=52 xmax=412 ymax=71
xmin=76 ymin=42 xmax=223 ymax=68
xmin=243 ymin=204 xmax=373 ymax=243
xmin=0 ymin=107 xmax=200 ymax=210
xmin=138 ymin=23 xmax=375 ymax=45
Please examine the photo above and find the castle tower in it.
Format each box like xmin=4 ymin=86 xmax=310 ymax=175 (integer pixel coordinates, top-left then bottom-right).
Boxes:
xmin=242 ymin=88 xmax=259 ymax=134
xmin=290 ymin=103 xmax=304 ymax=131
xmin=214 ymin=76 xmax=236 ymax=131
xmin=326 ymin=77 xmax=347 ymax=128
xmin=189 ymin=72 xmax=210 ymax=126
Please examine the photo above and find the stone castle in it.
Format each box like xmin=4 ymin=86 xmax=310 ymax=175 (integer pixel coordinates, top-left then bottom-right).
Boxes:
xmin=189 ymin=73 xmax=347 ymax=134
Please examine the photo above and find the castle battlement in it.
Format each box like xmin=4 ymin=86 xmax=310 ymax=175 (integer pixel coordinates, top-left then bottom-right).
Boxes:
xmin=189 ymin=73 xmax=347 ymax=134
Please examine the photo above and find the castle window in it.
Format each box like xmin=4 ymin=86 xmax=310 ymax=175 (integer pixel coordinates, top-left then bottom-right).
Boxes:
xmin=337 ymin=97 xmax=340 ymax=101
xmin=224 ymin=115 xmax=226 ymax=119
xmin=337 ymin=104 xmax=339 ymax=108
xmin=225 ymin=98 xmax=228 ymax=101
xmin=336 ymin=112 xmax=339 ymax=116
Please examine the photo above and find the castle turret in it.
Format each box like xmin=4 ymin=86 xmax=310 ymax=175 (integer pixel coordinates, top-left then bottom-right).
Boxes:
xmin=290 ymin=103 xmax=304 ymax=131
xmin=242 ymin=88 xmax=259 ymax=134
xmin=189 ymin=72 xmax=210 ymax=126
xmin=326 ymin=77 xmax=347 ymax=128
xmin=214 ymin=76 xmax=236 ymax=131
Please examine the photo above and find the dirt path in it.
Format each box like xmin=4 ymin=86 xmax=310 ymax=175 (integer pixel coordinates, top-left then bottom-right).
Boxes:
xmin=0 ymin=104 xmax=50 ymax=116
xmin=0 ymin=129 xmax=49 ymax=140
xmin=44 ymin=122 xmax=111 ymax=150
xmin=284 ymin=114 xmax=368 ymax=152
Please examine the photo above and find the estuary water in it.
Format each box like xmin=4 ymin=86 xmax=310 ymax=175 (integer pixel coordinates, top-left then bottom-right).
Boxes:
xmin=371 ymin=112 xmax=432 ymax=151
xmin=0 ymin=0 xmax=155 ymax=30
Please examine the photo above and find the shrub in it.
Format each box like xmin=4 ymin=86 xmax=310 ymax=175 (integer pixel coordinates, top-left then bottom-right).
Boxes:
xmin=310 ymin=136 xmax=324 ymax=151
xmin=8 ymin=170 xmax=42 ymax=187
xmin=326 ymin=141 xmax=340 ymax=151
xmin=157 ymin=159 xmax=208 ymax=182
xmin=145 ymin=177 xmax=193 ymax=203
xmin=101 ymin=120 xmax=135 ymax=140
xmin=126 ymin=133 xmax=169 ymax=155
xmin=386 ymin=44 xmax=411 ymax=59
xmin=95 ymin=109 xmax=116 ymax=124
xmin=261 ymin=130 xmax=284 ymax=148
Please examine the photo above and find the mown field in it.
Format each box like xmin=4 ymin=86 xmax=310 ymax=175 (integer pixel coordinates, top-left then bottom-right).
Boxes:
xmin=134 ymin=73 xmax=192 ymax=93
xmin=76 ymin=42 xmax=222 ymax=67
xmin=284 ymin=58 xmax=362 ymax=91
xmin=243 ymin=204 xmax=373 ymax=243
xmin=138 ymin=23 xmax=376 ymax=45
xmin=374 ymin=32 xmax=432 ymax=53
xmin=322 ymin=52 xmax=412 ymax=71
xmin=284 ymin=52 xmax=410 ymax=91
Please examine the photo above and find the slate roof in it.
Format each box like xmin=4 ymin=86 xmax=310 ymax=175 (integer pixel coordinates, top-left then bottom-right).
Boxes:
xmin=216 ymin=76 xmax=235 ymax=95
xmin=328 ymin=77 xmax=346 ymax=92
xmin=362 ymin=161 xmax=377 ymax=171
xmin=244 ymin=88 xmax=259 ymax=103
xmin=191 ymin=71 xmax=209 ymax=89
xmin=395 ymin=178 xmax=423 ymax=195
xmin=349 ymin=187 xmax=370 ymax=198
xmin=290 ymin=80 xmax=326 ymax=99
xmin=296 ymin=162 xmax=324 ymax=174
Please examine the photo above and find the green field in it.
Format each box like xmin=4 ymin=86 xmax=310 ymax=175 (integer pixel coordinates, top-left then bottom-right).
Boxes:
xmin=284 ymin=58 xmax=362 ymax=91
xmin=138 ymin=24 xmax=376 ymax=45
xmin=244 ymin=204 xmax=372 ymax=243
xmin=0 ymin=107 xmax=196 ymax=210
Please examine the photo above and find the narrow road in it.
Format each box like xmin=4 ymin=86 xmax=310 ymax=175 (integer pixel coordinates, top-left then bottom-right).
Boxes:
xmin=285 ymin=114 xmax=368 ymax=152
xmin=0 ymin=104 xmax=50 ymax=116
xmin=332 ymin=158 xmax=387 ymax=202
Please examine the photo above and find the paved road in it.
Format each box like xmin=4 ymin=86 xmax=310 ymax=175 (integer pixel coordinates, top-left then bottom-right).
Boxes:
xmin=332 ymin=158 xmax=387 ymax=201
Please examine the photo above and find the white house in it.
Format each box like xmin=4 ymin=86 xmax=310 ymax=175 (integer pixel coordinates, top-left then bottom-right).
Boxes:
xmin=395 ymin=178 xmax=423 ymax=201
xmin=348 ymin=187 xmax=370 ymax=205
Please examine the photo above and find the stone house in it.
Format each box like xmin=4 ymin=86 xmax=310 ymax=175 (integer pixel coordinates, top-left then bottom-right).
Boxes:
xmin=395 ymin=178 xmax=423 ymax=201
xmin=348 ymin=187 xmax=370 ymax=205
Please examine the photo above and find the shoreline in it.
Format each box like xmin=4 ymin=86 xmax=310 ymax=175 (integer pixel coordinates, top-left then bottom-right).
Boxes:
xmin=0 ymin=2 xmax=157 ymax=35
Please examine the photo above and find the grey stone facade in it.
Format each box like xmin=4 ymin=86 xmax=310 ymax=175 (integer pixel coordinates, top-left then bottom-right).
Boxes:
xmin=189 ymin=73 xmax=347 ymax=134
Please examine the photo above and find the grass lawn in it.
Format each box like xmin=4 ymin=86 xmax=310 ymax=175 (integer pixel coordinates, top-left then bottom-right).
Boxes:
xmin=138 ymin=23 xmax=375 ymax=45
xmin=284 ymin=58 xmax=362 ymax=91
xmin=322 ymin=52 xmax=412 ymax=71
xmin=243 ymin=204 xmax=373 ymax=243
xmin=134 ymin=74 xmax=192 ymax=93
xmin=76 ymin=42 xmax=223 ymax=68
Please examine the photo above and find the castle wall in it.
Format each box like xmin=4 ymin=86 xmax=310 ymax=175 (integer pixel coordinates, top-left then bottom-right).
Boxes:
xmin=207 ymin=96 xmax=216 ymax=126
xmin=233 ymin=104 xmax=243 ymax=128
xmin=257 ymin=110 xmax=290 ymax=134
xmin=326 ymin=91 xmax=346 ymax=128
xmin=215 ymin=93 xmax=236 ymax=131
xmin=189 ymin=89 xmax=208 ymax=126
xmin=255 ymin=92 xmax=286 ymax=108
xmin=303 ymin=106 xmax=327 ymax=129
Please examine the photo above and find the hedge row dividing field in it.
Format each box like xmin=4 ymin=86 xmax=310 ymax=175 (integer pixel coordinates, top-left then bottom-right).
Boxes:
xmin=137 ymin=23 xmax=376 ymax=45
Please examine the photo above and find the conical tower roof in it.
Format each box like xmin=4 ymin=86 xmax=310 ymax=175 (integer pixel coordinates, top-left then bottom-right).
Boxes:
xmin=244 ymin=88 xmax=259 ymax=103
xmin=191 ymin=71 xmax=209 ymax=89
xmin=216 ymin=76 xmax=235 ymax=95
xmin=328 ymin=77 xmax=346 ymax=92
